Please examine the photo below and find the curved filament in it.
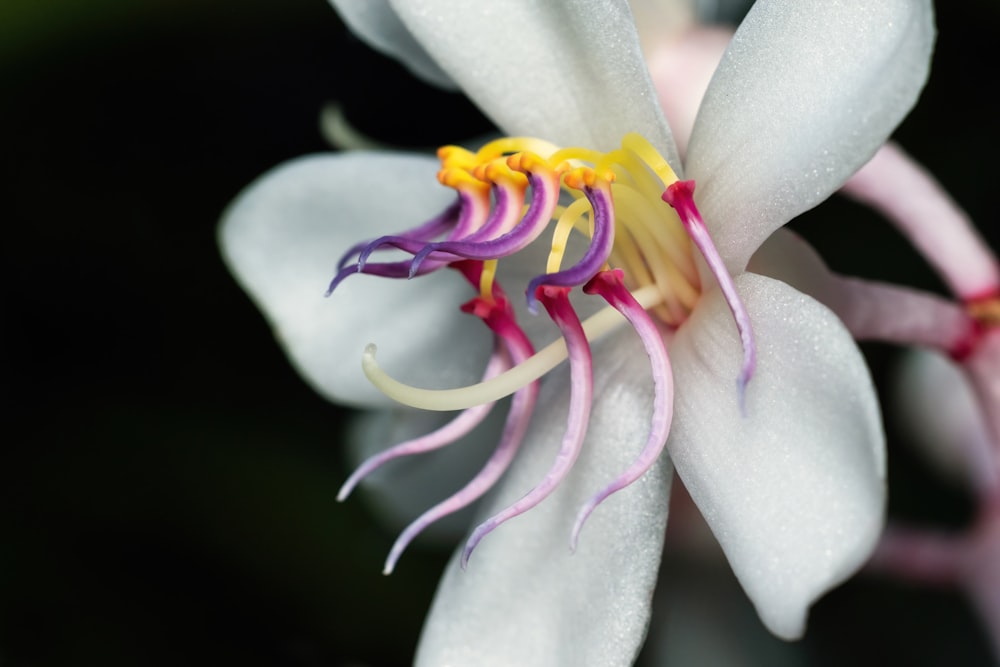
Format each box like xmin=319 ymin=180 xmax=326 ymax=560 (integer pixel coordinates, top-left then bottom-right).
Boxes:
xmin=337 ymin=346 xmax=511 ymax=503
xmin=663 ymin=180 xmax=756 ymax=409
xmin=571 ymin=269 xmax=675 ymax=549
xmin=462 ymin=285 xmax=593 ymax=568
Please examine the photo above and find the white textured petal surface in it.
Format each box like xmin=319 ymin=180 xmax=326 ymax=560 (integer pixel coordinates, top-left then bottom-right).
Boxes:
xmin=686 ymin=0 xmax=935 ymax=271
xmin=388 ymin=0 xmax=679 ymax=164
xmin=669 ymin=273 xmax=885 ymax=639
xmin=219 ymin=152 xmax=490 ymax=408
xmin=328 ymin=0 xmax=455 ymax=88
xmin=416 ymin=328 xmax=672 ymax=667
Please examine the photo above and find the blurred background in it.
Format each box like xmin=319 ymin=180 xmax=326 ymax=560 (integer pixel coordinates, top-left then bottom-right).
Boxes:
xmin=3 ymin=1 xmax=998 ymax=665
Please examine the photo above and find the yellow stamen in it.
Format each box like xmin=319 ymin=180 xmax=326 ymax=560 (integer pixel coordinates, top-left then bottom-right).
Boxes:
xmin=362 ymin=285 xmax=664 ymax=411
xmin=546 ymin=199 xmax=592 ymax=274
xmin=474 ymin=137 xmax=560 ymax=161
xmin=479 ymin=259 xmax=499 ymax=301
xmin=622 ymin=133 xmax=679 ymax=186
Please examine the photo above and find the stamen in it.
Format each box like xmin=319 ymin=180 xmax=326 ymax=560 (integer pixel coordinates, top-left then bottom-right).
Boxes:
xmin=334 ymin=199 xmax=462 ymax=272
xmin=663 ymin=180 xmax=756 ymax=408
xmin=622 ymin=133 xmax=679 ymax=186
xmin=461 ymin=285 xmax=593 ymax=568
xmin=526 ymin=171 xmax=617 ymax=313
xmin=383 ymin=308 xmax=539 ymax=574
xmin=361 ymin=284 xmax=664 ymax=411
xmin=408 ymin=157 xmax=559 ymax=277
xmin=570 ymin=269 xmax=675 ymax=549
xmin=474 ymin=136 xmax=560 ymax=161
xmin=354 ymin=187 xmax=492 ymax=274
xmin=544 ymin=198 xmax=592 ymax=274
xmin=337 ymin=345 xmax=510 ymax=503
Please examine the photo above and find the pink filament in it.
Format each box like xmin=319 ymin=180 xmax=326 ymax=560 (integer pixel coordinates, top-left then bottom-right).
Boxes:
xmin=383 ymin=297 xmax=538 ymax=574
xmin=663 ymin=180 xmax=756 ymax=409
xmin=570 ymin=269 xmax=675 ymax=549
xmin=461 ymin=285 xmax=594 ymax=568
xmin=336 ymin=347 xmax=510 ymax=503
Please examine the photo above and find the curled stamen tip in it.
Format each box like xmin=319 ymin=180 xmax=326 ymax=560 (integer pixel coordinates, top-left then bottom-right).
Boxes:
xmin=335 ymin=483 xmax=352 ymax=503
xmin=568 ymin=508 xmax=594 ymax=554
xmin=460 ymin=523 xmax=494 ymax=570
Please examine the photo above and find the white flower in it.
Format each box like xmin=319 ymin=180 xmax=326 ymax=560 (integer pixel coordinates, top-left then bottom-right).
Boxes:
xmin=219 ymin=1 xmax=934 ymax=664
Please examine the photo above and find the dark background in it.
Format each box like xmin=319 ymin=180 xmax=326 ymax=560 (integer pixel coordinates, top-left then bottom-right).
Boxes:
xmin=3 ymin=1 xmax=998 ymax=665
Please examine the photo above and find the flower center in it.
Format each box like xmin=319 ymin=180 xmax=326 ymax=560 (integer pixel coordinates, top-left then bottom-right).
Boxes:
xmin=329 ymin=134 xmax=755 ymax=574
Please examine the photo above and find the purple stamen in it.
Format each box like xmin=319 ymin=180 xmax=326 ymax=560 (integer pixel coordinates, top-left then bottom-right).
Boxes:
xmin=325 ymin=257 xmax=451 ymax=296
xmin=525 ymin=183 xmax=616 ymax=314
xmin=408 ymin=173 xmax=556 ymax=277
xmin=663 ymin=180 xmax=756 ymax=409
xmin=337 ymin=345 xmax=510 ymax=503
xmin=461 ymin=285 xmax=594 ymax=568
xmin=335 ymin=199 xmax=462 ymax=271
xmin=570 ymin=269 xmax=675 ymax=549
xmin=356 ymin=189 xmax=492 ymax=272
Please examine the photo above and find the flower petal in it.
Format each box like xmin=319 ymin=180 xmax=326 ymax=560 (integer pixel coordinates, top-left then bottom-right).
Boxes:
xmin=416 ymin=328 xmax=672 ymax=667
xmin=387 ymin=0 xmax=679 ymax=163
xmin=686 ymin=0 xmax=935 ymax=271
xmin=668 ymin=273 xmax=885 ymax=639
xmin=219 ymin=152 xmax=491 ymax=408
xmin=328 ymin=0 xmax=455 ymax=88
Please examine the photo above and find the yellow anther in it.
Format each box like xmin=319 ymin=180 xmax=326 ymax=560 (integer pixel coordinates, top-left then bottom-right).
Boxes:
xmin=562 ymin=166 xmax=612 ymax=190
xmin=969 ymin=297 xmax=1000 ymax=326
xmin=473 ymin=158 xmax=529 ymax=188
xmin=506 ymin=151 xmax=551 ymax=176
xmin=438 ymin=167 xmax=489 ymax=192
xmin=437 ymin=145 xmax=478 ymax=170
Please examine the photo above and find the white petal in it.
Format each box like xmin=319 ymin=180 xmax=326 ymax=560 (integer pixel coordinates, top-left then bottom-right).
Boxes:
xmin=416 ymin=328 xmax=672 ymax=667
xmin=668 ymin=273 xmax=885 ymax=639
xmin=388 ymin=0 xmax=679 ymax=163
xmin=219 ymin=152 xmax=491 ymax=408
xmin=687 ymin=0 xmax=935 ymax=271
xmin=328 ymin=0 xmax=455 ymax=88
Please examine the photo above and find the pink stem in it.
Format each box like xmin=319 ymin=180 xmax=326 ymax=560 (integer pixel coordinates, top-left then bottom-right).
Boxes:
xmin=569 ymin=269 xmax=675 ymax=549
xmin=841 ymin=142 xmax=1000 ymax=300
xmin=461 ymin=285 xmax=594 ymax=568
